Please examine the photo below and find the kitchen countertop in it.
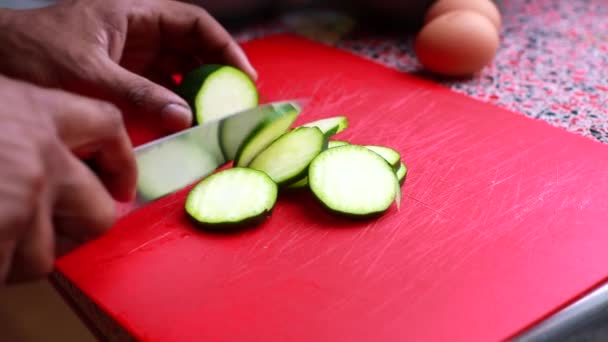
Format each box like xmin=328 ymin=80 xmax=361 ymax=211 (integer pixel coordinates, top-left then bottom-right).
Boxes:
xmin=229 ymin=0 xmax=608 ymax=145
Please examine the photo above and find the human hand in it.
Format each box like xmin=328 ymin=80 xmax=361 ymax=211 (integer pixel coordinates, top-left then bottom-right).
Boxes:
xmin=0 ymin=75 xmax=136 ymax=284
xmin=0 ymin=0 xmax=257 ymax=133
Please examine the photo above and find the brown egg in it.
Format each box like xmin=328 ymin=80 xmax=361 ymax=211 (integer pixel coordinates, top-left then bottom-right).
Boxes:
xmin=414 ymin=10 xmax=499 ymax=77
xmin=425 ymin=0 xmax=502 ymax=31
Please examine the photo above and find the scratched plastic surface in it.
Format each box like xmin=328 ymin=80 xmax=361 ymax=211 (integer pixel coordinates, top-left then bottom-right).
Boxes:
xmin=56 ymin=34 xmax=608 ymax=342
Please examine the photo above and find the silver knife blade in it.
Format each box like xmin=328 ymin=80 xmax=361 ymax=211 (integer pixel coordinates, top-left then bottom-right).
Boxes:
xmin=116 ymin=98 xmax=308 ymax=217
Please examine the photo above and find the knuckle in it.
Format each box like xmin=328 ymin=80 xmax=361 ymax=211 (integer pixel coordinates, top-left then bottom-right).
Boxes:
xmin=14 ymin=163 xmax=45 ymax=228
xmin=24 ymin=161 xmax=46 ymax=198
xmin=75 ymin=54 xmax=106 ymax=83
xmin=98 ymin=101 xmax=125 ymax=132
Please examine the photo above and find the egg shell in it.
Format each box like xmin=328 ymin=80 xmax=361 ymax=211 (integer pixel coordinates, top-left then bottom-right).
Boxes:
xmin=425 ymin=0 xmax=502 ymax=30
xmin=414 ymin=10 xmax=500 ymax=77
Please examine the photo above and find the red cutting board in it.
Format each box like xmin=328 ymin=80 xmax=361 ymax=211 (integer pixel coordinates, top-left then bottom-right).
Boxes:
xmin=55 ymin=34 xmax=608 ymax=342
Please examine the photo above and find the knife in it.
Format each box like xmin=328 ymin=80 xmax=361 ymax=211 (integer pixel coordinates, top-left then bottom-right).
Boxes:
xmin=116 ymin=98 xmax=308 ymax=217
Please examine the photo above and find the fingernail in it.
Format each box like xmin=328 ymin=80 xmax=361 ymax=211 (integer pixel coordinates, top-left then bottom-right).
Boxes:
xmin=161 ymin=103 xmax=193 ymax=131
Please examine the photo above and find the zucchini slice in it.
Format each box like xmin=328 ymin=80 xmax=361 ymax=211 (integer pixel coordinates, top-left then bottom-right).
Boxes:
xmin=286 ymin=137 xmax=347 ymax=189
xmin=218 ymin=104 xmax=274 ymax=161
xmin=300 ymin=116 xmax=348 ymax=138
xmin=136 ymin=136 xmax=221 ymax=201
xmin=308 ymin=145 xmax=399 ymax=218
xmin=185 ymin=167 xmax=277 ymax=229
xmin=365 ymin=145 xmax=401 ymax=170
xmin=286 ymin=176 xmax=309 ymax=189
xmin=233 ymin=105 xmax=299 ymax=167
xmin=177 ymin=64 xmax=258 ymax=124
xmin=249 ymin=127 xmax=325 ymax=185
xmin=328 ymin=140 xmax=350 ymax=148
xmin=395 ymin=162 xmax=408 ymax=185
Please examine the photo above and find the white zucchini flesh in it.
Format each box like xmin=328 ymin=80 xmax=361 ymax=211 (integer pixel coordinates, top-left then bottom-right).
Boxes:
xmin=185 ymin=167 xmax=277 ymax=227
xmin=248 ymin=127 xmax=325 ymax=185
xmin=308 ymin=145 xmax=399 ymax=217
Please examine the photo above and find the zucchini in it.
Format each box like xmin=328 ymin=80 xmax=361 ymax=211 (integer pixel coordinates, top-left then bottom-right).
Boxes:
xmin=365 ymin=145 xmax=401 ymax=170
xmin=137 ymin=136 xmax=221 ymax=201
xmin=218 ymin=104 xmax=275 ymax=161
xmin=177 ymin=64 xmax=258 ymax=124
xmin=396 ymin=162 xmax=408 ymax=185
xmin=286 ymin=176 xmax=309 ymax=189
xmin=184 ymin=110 xmax=408 ymax=229
xmin=300 ymin=116 xmax=348 ymax=138
xmin=308 ymin=145 xmax=399 ymax=218
xmin=328 ymin=140 xmax=350 ymax=148
xmin=285 ymin=139 xmax=348 ymax=189
xmin=249 ymin=127 xmax=326 ymax=185
xmin=185 ymin=167 xmax=277 ymax=229
xmin=233 ymin=104 xmax=299 ymax=167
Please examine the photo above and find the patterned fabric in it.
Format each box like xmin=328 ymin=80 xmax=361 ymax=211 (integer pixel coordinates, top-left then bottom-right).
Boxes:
xmin=232 ymin=0 xmax=608 ymax=144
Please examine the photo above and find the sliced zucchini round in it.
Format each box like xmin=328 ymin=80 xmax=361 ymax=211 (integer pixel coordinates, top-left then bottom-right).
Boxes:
xmin=249 ymin=127 xmax=325 ymax=185
xmin=395 ymin=162 xmax=408 ymax=185
xmin=218 ymin=105 xmax=272 ymax=161
xmin=328 ymin=140 xmax=350 ymax=148
xmin=286 ymin=176 xmax=309 ymax=189
xmin=177 ymin=64 xmax=258 ymax=124
xmin=308 ymin=145 xmax=399 ymax=218
xmin=233 ymin=106 xmax=299 ymax=167
xmin=364 ymin=145 xmax=401 ymax=170
xmin=300 ymin=116 xmax=348 ymax=138
xmin=185 ymin=167 xmax=277 ymax=229
xmin=136 ymin=138 xmax=221 ymax=201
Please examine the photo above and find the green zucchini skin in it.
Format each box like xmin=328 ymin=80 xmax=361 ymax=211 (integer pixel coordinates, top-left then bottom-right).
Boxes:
xmin=186 ymin=210 xmax=274 ymax=233
xmin=218 ymin=103 xmax=271 ymax=161
xmin=327 ymin=140 xmax=350 ymax=148
xmin=300 ymin=116 xmax=349 ymax=139
xmin=364 ymin=145 xmax=401 ymax=171
xmin=285 ymin=176 xmax=309 ymax=190
xmin=177 ymin=64 xmax=258 ymax=125
xmin=248 ymin=126 xmax=326 ymax=186
xmin=177 ymin=65 xmax=222 ymax=112
xmin=233 ymin=104 xmax=300 ymax=167
xmin=308 ymin=192 xmax=392 ymax=221
xmin=184 ymin=167 xmax=278 ymax=231
xmin=396 ymin=162 xmax=408 ymax=185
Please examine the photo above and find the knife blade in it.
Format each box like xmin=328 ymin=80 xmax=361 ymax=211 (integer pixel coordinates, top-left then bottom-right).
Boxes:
xmin=116 ymin=98 xmax=308 ymax=217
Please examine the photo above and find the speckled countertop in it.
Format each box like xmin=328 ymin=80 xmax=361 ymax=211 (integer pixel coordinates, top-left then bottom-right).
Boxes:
xmin=230 ymin=0 xmax=608 ymax=144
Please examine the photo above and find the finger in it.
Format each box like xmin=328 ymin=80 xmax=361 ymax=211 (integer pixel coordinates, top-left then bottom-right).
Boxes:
xmin=151 ymin=50 xmax=202 ymax=78
xmin=55 ymin=234 xmax=80 ymax=258
xmin=6 ymin=186 xmax=54 ymax=283
xmin=147 ymin=52 xmax=202 ymax=90
xmin=52 ymin=151 xmax=116 ymax=243
xmin=47 ymin=91 xmax=137 ymax=202
xmin=158 ymin=1 xmax=257 ymax=80
xmin=96 ymin=58 xmax=194 ymax=132
xmin=0 ymin=240 xmax=16 ymax=284
xmin=147 ymin=70 xmax=180 ymax=92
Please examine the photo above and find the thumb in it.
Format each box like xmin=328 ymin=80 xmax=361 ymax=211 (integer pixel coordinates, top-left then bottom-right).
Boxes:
xmin=97 ymin=60 xmax=193 ymax=132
